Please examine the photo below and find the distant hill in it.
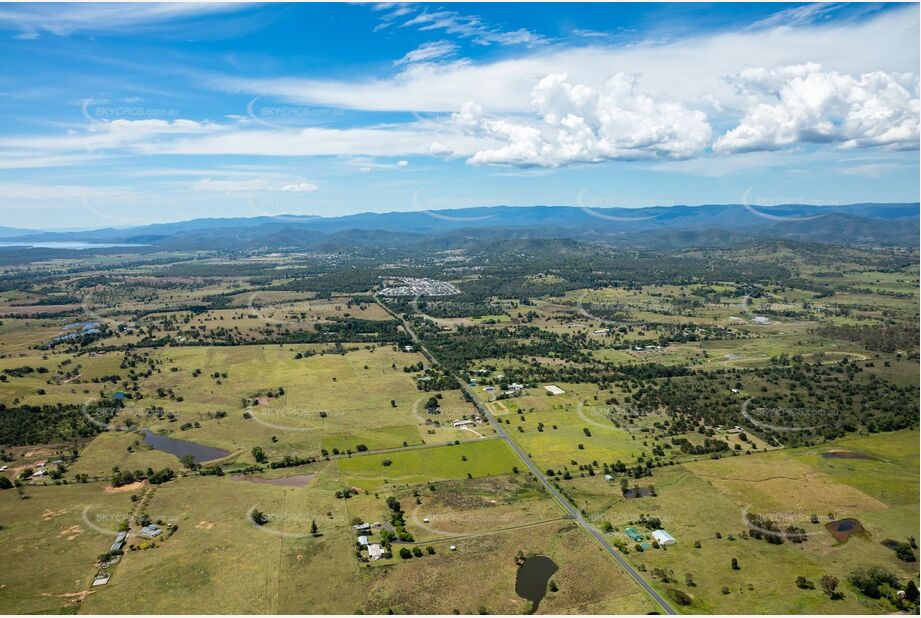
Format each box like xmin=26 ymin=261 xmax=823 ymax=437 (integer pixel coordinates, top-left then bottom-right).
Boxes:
xmin=0 ymin=203 xmax=916 ymax=251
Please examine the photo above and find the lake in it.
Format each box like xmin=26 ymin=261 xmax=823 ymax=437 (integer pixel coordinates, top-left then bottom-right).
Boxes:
xmin=141 ymin=429 xmax=231 ymax=463
xmin=0 ymin=242 xmax=147 ymax=249
xmin=515 ymin=555 xmax=559 ymax=613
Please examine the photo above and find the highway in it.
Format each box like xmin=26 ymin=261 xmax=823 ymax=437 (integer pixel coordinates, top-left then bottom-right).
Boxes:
xmin=377 ymin=298 xmax=678 ymax=615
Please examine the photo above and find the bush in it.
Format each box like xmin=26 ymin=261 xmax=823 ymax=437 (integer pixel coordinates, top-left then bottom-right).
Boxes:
xmin=667 ymin=589 xmax=693 ymax=606
xmin=849 ymin=566 xmax=901 ymax=599
xmin=795 ymin=576 xmax=815 ymax=590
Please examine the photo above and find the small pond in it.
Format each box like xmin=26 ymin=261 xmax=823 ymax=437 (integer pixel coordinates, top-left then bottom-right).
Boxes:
xmin=141 ymin=429 xmax=231 ymax=463
xmin=623 ymin=487 xmax=654 ymax=499
xmin=515 ymin=555 xmax=559 ymax=614
xmin=826 ymin=518 xmax=865 ymax=542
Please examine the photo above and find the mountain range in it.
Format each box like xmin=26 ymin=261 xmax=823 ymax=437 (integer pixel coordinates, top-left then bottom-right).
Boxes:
xmin=0 ymin=203 xmax=917 ymax=252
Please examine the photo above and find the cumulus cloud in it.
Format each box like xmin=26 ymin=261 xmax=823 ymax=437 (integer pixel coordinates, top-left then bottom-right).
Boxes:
xmin=715 ymin=63 xmax=920 ymax=152
xmin=426 ymin=140 xmax=454 ymax=156
xmin=461 ymin=73 xmax=712 ymax=167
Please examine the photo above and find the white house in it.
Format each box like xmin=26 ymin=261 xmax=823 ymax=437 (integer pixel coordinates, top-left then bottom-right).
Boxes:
xmin=367 ymin=544 xmax=383 ymax=560
xmin=543 ymin=385 xmax=565 ymax=395
xmin=652 ymin=529 xmax=676 ymax=546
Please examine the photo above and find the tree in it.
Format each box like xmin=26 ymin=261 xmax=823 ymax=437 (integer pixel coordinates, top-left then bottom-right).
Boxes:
xmin=905 ymin=580 xmax=919 ymax=604
xmin=0 ymin=476 xmax=12 ymax=490
xmin=548 ymin=580 xmax=559 ymax=592
xmin=668 ymin=588 xmax=692 ymax=606
xmin=310 ymin=520 xmax=319 ymax=536
xmin=426 ymin=546 xmax=435 ymax=555
xmin=399 ymin=547 xmax=412 ymax=559
xmin=796 ymin=576 xmax=815 ymax=590
xmin=820 ymin=575 xmax=841 ymax=599
xmin=731 ymin=557 xmax=740 ymax=570
xmin=849 ymin=566 xmax=900 ymax=599
xmin=251 ymin=446 xmax=267 ymax=464
xmin=412 ymin=547 xmax=423 ymax=557
xmin=251 ymin=508 xmax=268 ymax=526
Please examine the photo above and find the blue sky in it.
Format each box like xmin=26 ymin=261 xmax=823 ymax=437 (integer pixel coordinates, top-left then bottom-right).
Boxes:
xmin=0 ymin=2 xmax=917 ymax=229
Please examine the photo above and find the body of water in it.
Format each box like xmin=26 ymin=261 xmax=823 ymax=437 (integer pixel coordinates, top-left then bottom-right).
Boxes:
xmin=141 ymin=429 xmax=231 ymax=463
xmin=0 ymin=242 xmax=147 ymax=249
xmin=515 ymin=555 xmax=559 ymax=613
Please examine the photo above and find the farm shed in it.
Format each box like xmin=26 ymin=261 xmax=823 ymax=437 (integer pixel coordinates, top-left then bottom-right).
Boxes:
xmin=652 ymin=529 xmax=676 ymax=546
xmin=139 ymin=524 xmax=162 ymax=539
xmin=625 ymin=527 xmax=643 ymax=542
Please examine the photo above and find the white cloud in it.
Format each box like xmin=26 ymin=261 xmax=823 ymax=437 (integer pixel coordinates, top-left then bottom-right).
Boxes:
xmin=393 ymin=7 xmax=544 ymax=46
xmin=394 ymin=40 xmax=458 ymax=65
xmin=747 ymin=3 xmax=850 ymax=30
xmin=715 ymin=64 xmax=920 ymax=152
xmin=211 ymin=6 xmax=918 ymax=114
xmin=192 ymin=178 xmax=319 ymax=193
xmin=838 ymin=163 xmax=902 ymax=179
xmin=280 ymin=182 xmax=319 ymax=192
xmin=0 ymin=3 xmax=246 ymax=37
xmin=426 ymin=140 xmax=454 ymax=156
xmin=462 ymin=73 xmax=712 ymax=167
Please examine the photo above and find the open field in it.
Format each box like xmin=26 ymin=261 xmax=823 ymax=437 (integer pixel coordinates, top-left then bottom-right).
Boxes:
xmin=564 ymin=430 xmax=920 ymax=614
xmin=338 ymin=439 xmax=521 ymax=490
xmin=0 ymin=482 xmax=138 ymax=614
xmin=0 ymin=239 xmax=916 ymax=615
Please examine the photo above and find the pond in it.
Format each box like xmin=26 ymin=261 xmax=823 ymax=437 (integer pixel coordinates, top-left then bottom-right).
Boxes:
xmin=826 ymin=517 xmax=866 ymax=542
xmin=623 ymin=487 xmax=654 ymax=499
xmin=141 ymin=429 xmax=231 ymax=463
xmin=515 ymin=555 xmax=559 ymax=614
xmin=821 ymin=450 xmax=873 ymax=460
xmin=231 ymin=473 xmax=315 ymax=487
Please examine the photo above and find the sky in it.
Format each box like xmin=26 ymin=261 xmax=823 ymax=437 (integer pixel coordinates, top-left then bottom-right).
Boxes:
xmin=0 ymin=1 xmax=918 ymax=230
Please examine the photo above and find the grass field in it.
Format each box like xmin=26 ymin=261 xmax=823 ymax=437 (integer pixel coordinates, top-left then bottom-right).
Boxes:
xmin=338 ymin=439 xmax=521 ymax=490
xmin=0 ymin=482 xmax=138 ymax=613
xmin=565 ymin=430 xmax=920 ymax=614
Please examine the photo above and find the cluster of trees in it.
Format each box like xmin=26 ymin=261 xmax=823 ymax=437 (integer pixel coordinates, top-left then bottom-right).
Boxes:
xmin=398 ymin=545 xmax=435 ymax=559
xmin=0 ymin=401 xmax=118 ymax=445
xmin=111 ymin=466 xmax=175 ymax=487
xmin=383 ymin=496 xmax=413 ymax=542
xmin=816 ymin=323 xmax=919 ymax=355
xmin=849 ymin=566 xmax=918 ymax=610
xmin=745 ymin=512 xmax=807 ymax=545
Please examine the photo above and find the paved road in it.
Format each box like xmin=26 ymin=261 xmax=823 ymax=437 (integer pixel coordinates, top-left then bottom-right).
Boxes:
xmin=377 ymin=298 xmax=678 ymax=615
